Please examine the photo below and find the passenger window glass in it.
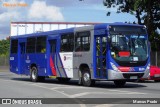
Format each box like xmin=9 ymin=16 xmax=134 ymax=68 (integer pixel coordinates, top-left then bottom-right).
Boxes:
xmin=11 ymin=39 xmax=18 ymax=54
xmin=60 ymin=33 xmax=74 ymax=52
xmin=75 ymin=31 xmax=90 ymax=52
xmin=36 ymin=36 xmax=46 ymax=53
xmin=26 ymin=37 xmax=36 ymax=53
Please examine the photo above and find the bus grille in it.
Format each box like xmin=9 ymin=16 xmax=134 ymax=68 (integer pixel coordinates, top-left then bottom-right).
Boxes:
xmin=123 ymin=73 xmax=144 ymax=79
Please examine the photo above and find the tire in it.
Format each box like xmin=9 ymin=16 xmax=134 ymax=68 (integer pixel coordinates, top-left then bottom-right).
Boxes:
xmin=114 ymin=80 xmax=126 ymax=87
xmin=57 ymin=77 xmax=71 ymax=83
xmin=30 ymin=66 xmax=45 ymax=82
xmin=82 ymin=69 xmax=95 ymax=87
xmin=30 ymin=66 xmax=39 ymax=82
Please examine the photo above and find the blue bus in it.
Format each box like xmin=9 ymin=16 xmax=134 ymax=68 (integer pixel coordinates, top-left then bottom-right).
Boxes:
xmin=10 ymin=23 xmax=150 ymax=87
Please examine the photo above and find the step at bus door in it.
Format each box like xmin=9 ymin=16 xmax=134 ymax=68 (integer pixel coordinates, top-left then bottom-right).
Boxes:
xmin=95 ymin=36 xmax=107 ymax=78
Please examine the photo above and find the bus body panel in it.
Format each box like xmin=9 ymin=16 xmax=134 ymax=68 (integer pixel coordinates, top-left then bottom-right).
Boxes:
xmin=9 ymin=23 xmax=150 ymax=82
xmin=10 ymin=54 xmax=18 ymax=74
xmin=59 ymin=52 xmax=73 ymax=78
xmin=72 ymin=26 xmax=94 ymax=79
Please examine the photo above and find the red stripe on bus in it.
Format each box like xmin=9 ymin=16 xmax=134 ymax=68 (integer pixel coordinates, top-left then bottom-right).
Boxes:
xmin=50 ymin=56 xmax=57 ymax=76
xmin=118 ymin=67 xmax=130 ymax=72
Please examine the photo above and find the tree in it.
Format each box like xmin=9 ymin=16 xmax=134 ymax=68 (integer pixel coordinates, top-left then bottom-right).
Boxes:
xmin=0 ymin=39 xmax=10 ymax=56
xmin=103 ymin=0 xmax=160 ymax=36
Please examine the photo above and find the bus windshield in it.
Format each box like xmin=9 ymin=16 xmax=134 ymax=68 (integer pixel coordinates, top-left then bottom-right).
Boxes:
xmin=110 ymin=34 xmax=148 ymax=64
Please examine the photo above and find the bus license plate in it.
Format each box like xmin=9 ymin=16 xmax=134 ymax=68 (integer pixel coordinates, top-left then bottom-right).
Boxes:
xmin=130 ymin=76 xmax=137 ymax=79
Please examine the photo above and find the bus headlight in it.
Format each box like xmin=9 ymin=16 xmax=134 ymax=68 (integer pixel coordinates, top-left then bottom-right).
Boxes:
xmin=146 ymin=63 xmax=150 ymax=70
xmin=110 ymin=62 xmax=121 ymax=72
xmin=143 ymin=63 xmax=150 ymax=78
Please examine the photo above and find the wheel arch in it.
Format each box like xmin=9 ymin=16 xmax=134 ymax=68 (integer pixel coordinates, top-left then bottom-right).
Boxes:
xmin=79 ymin=63 xmax=90 ymax=73
xmin=30 ymin=63 xmax=37 ymax=70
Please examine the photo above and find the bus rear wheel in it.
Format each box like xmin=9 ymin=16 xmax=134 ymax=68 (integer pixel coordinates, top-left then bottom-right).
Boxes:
xmin=82 ymin=69 xmax=95 ymax=87
xmin=114 ymin=80 xmax=126 ymax=87
xmin=30 ymin=67 xmax=38 ymax=82
xmin=30 ymin=66 xmax=45 ymax=82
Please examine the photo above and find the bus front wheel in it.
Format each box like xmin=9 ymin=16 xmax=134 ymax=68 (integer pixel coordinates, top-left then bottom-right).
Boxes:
xmin=82 ymin=69 xmax=95 ymax=87
xmin=114 ymin=80 xmax=126 ymax=87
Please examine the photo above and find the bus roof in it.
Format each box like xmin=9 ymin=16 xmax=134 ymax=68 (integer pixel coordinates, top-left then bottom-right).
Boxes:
xmin=10 ymin=23 xmax=145 ymax=39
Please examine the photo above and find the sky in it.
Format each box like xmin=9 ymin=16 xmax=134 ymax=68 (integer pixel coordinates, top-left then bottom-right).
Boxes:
xmin=0 ymin=0 xmax=137 ymax=40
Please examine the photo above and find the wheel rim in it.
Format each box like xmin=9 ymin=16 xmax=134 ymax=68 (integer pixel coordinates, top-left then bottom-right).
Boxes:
xmin=32 ymin=69 xmax=36 ymax=80
xmin=83 ymin=73 xmax=90 ymax=82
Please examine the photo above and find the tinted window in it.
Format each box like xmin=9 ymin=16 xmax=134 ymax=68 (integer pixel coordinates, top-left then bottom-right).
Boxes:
xmin=36 ymin=36 xmax=46 ymax=53
xmin=60 ymin=33 xmax=74 ymax=52
xmin=50 ymin=40 xmax=56 ymax=53
xmin=109 ymin=26 xmax=146 ymax=34
xmin=26 ymin=37 xmax=36 ymax=53
xmin=75 ymin=31 xmax=90 ymax=52
xmin=11 ymin=39 xmax=18 ymax=54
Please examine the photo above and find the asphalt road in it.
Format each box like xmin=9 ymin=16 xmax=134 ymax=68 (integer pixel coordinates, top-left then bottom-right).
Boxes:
xmin=0 ymin=71 xmax=160 ymax=107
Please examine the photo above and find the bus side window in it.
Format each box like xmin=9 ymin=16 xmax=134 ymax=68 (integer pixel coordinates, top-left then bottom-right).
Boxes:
xmin=75 ymin=31 xmax=90 ymax=52
xmin=36 ymin=36 xmax=46 ymax=53
xmin=26 ymin=37 xmax=36 ymax=53
xmin=60 ymin=33 xmax=74 ymax=52
xmin=50 ymin=40 xmax=56 ymax=53
xmin=11 ymin=39 xmax=18 ymax=54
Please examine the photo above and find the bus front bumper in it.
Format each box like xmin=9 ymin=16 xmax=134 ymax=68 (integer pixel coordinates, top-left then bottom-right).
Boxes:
xmin=108 ymin=69 xmax=150 ymax=80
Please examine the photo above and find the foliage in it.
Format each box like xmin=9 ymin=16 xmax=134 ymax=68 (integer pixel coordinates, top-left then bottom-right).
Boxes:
xmin=0 ymin=39 xmax=10 ymax=56
xmin=103 ymin=0 xmax=160 ymax=51
xmin=103 ymin=0 xmax=160 ymax=36
xmin=149 ymin=31 xmax=160 ymax=51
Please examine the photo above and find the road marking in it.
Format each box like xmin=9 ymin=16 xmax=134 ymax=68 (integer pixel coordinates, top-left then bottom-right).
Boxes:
xmin=70 ymin=92 xmax=90 ymax=98
xmin=70 ymin=91 xmax=146 ymax=98
xmin=0 ymin=78 xmax=146 ymax=95
xmin=31 ymin=83 xmax=86 ymax=107
xmin=50 ymin=86 xmax=86 ymax=90
xmin=50 ymin=86 xmax=64 ymax=90
xmin=107 ymin=89 xmax=146 ymax=94
xmin=0 ymin=78 xmax=86 ymax=107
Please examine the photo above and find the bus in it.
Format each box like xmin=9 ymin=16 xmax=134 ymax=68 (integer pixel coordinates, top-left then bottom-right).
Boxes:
xmin=10 ymin=23 xmax=150 ymax=87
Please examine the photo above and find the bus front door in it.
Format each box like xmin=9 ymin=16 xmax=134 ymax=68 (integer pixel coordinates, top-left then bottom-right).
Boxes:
xmin=95 ymin=36 xmax=107 ymax=79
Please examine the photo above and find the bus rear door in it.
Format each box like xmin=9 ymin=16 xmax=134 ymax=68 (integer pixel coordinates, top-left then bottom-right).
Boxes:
xmin=18 ymin=38 xmax=26 ymax=74
xmin=47 ymin=35 xmax=59 ymax=77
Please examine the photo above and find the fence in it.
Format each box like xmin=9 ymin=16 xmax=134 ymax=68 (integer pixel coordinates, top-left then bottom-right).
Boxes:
xmin=0 ymin=52 xmax=159 ymax=67
xmin=0 ymin=55 xmax=9 ymax=66
xmin=150 ymin=51 xmax=160 ymax=67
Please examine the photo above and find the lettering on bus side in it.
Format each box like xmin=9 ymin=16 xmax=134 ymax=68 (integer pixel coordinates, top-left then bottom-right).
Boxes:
xmin=63 ymin=54 xmax=72 ymax=61
xmin=73 ymin=53 xmax=82 ymax=57
xmin=10 ymin=57 xmax=14 ymax=60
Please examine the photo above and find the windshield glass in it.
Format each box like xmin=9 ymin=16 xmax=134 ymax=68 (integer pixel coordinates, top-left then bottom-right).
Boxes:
xmin=110 ymin=34 xmax=148 ymax=62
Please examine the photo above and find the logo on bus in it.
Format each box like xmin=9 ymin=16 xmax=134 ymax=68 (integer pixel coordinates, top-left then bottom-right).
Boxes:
xmin=64 ymin=56 xmax=66 ymax=61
